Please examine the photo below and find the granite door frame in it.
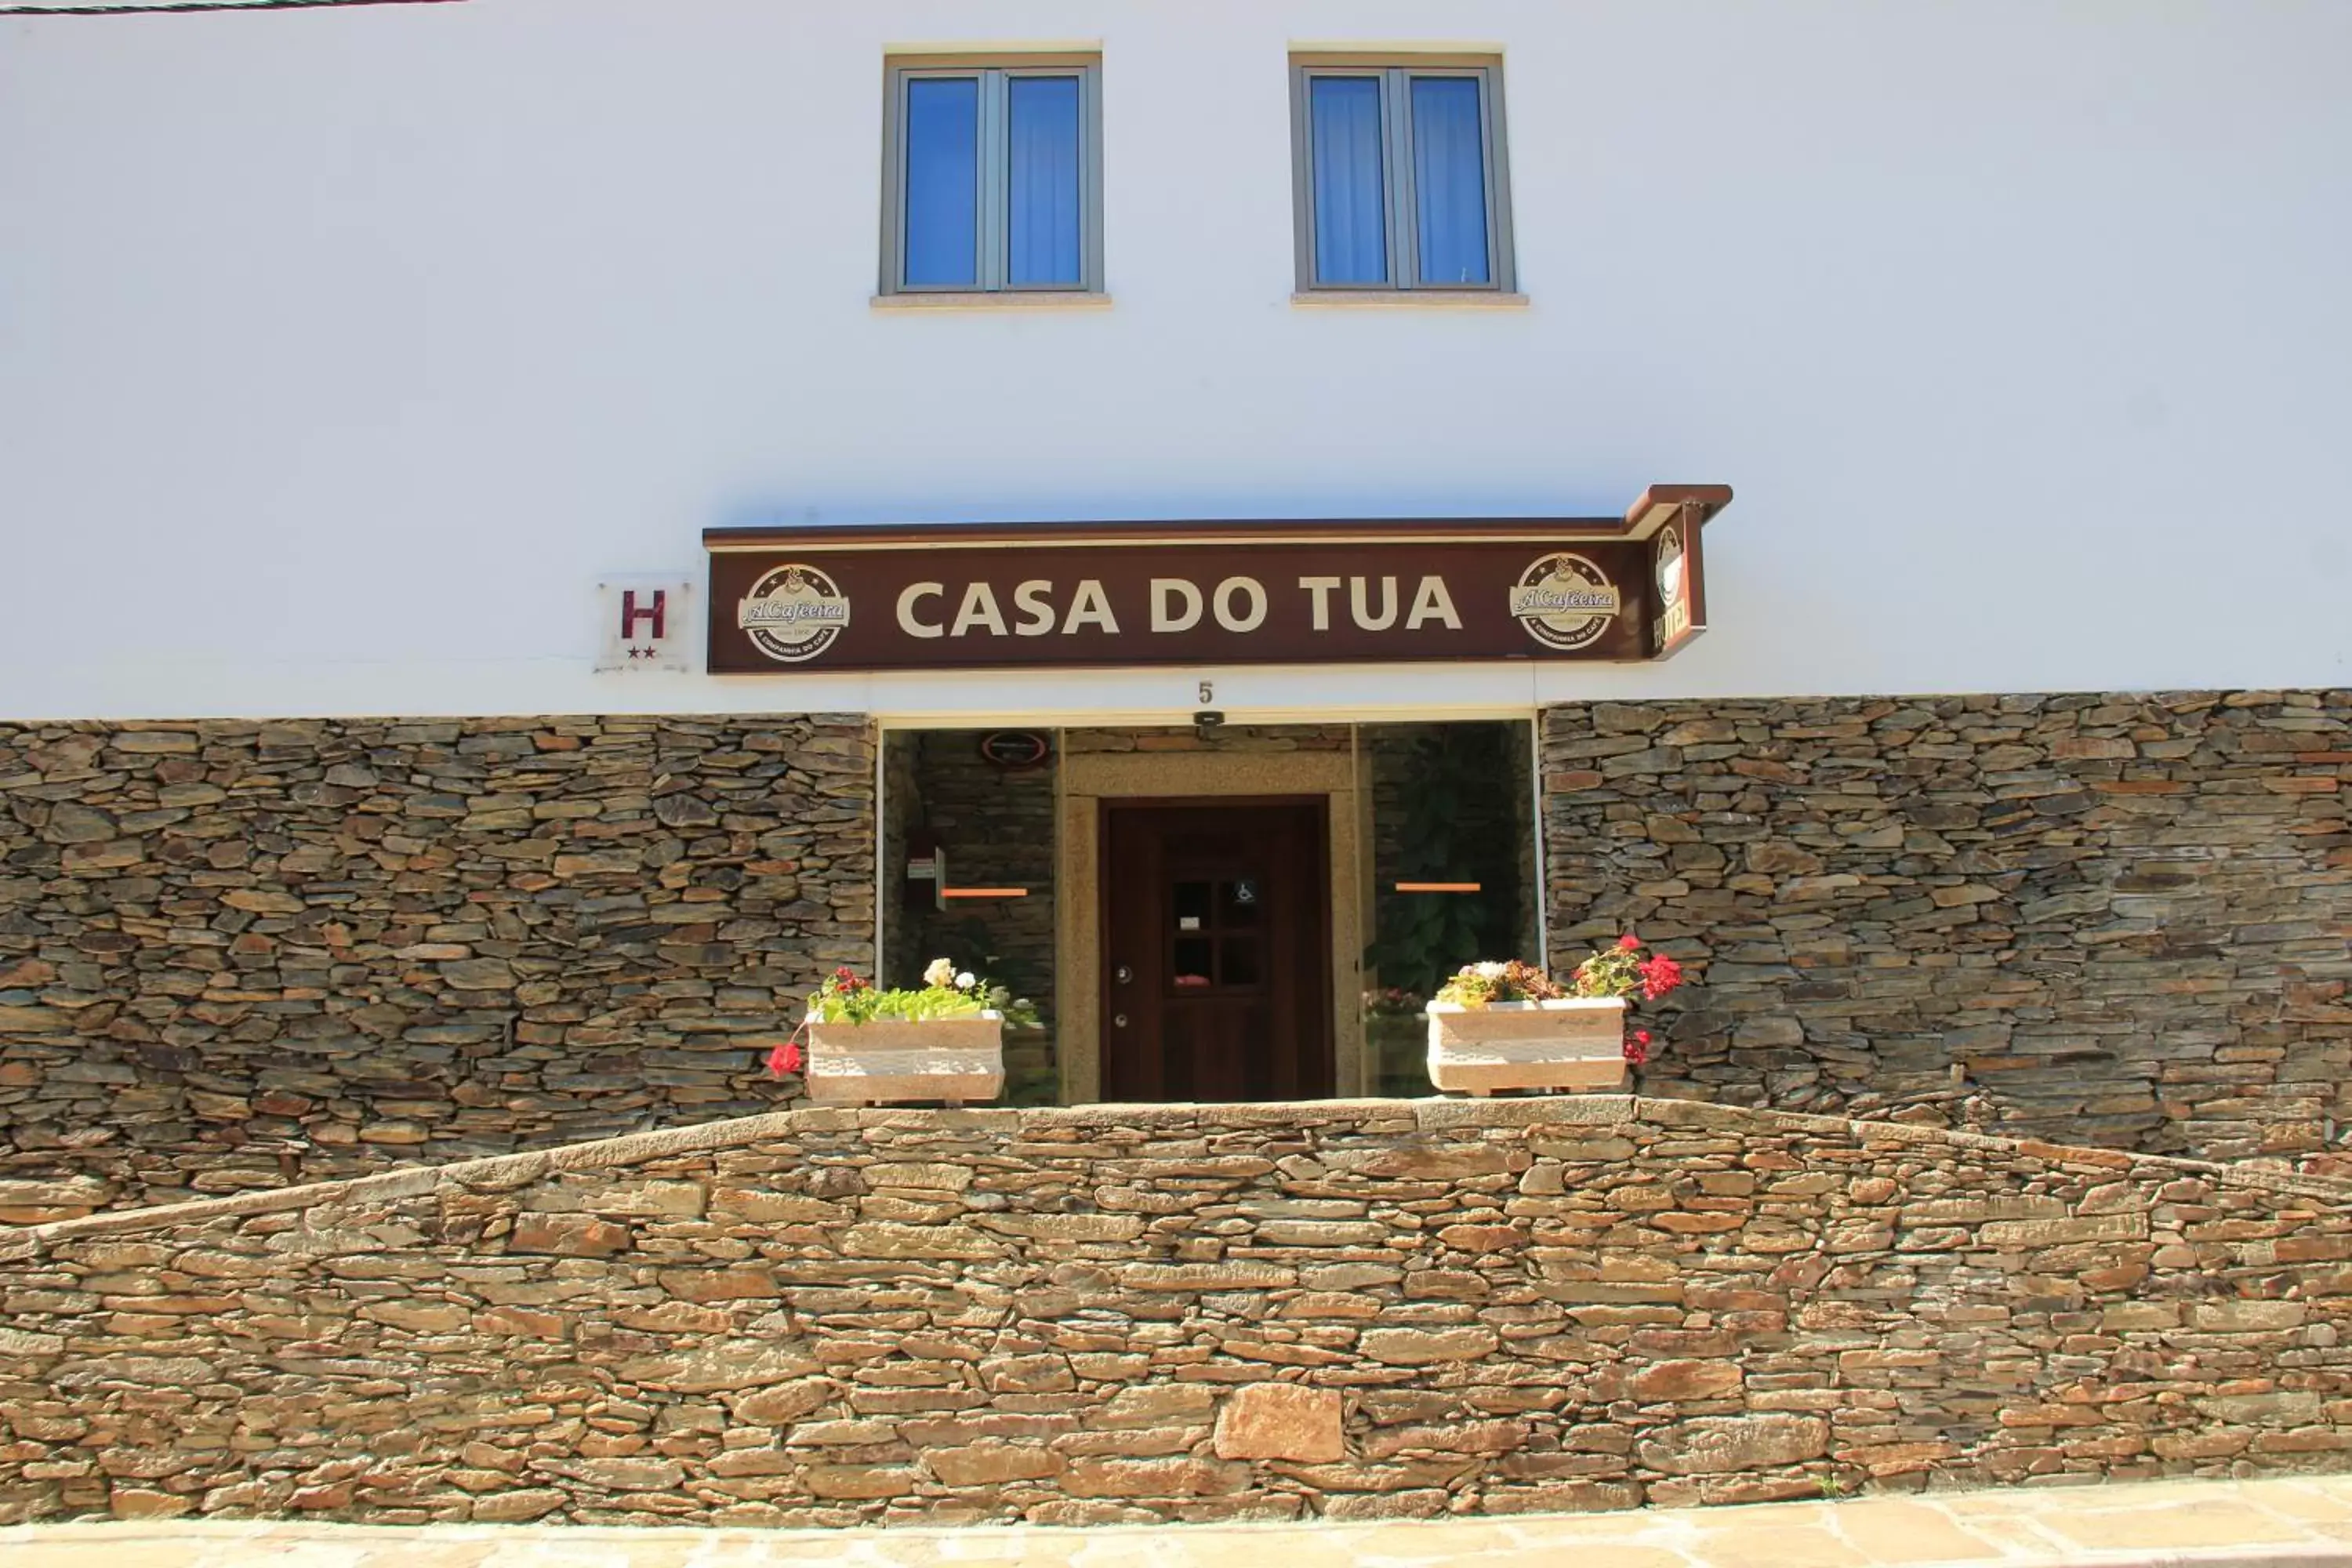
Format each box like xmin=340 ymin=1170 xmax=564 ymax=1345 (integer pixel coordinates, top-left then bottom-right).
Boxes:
xmin=1057 ymin=748 xmax=1366 ymax=1104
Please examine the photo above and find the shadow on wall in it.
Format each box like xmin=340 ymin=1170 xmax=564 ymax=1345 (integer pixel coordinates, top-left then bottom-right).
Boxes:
xmin=1545 ymin=692 xmax=2352 ymax=1167
xmin=0 ymin=717 xmax=879 ymax=1221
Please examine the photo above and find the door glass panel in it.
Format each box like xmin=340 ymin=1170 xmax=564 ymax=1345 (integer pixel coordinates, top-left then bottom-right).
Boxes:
xmin=1221 ymin=879 xmax=1260 ymax=927
xmin=1362 ymin=720 xmax=1540 ymax=1094
xmin=1220 ymin=937 xmax=1262 ymax=987
xmin=1173 ymin=938 xmax=1214 ymax=986
xmin=878 ymin=727 xmax=1061 ymax=1106
xmin=1174 ymin=880 xmax=1212 ymax=928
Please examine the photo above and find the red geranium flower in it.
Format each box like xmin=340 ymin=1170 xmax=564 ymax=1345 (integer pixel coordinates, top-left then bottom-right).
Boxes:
xmin=1638 ymin=953 xmax=1684 ymax=1001
xmin=1622 ymin=1029 xmax=1651 ymax=1066
xmin=1618 ymin=933 xmax=1642 ymax=950
xmin=765 ymin=1039 xmax=804 ymax=1077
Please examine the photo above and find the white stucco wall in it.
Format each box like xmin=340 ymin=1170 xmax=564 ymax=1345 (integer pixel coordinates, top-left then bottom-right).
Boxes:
xmin=1 ymin=0 xmax=2347 ymax=722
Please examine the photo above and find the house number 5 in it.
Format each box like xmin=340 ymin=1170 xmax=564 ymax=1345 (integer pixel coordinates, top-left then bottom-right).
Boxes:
xmin=1199 ymin=681 xmax=1214 ymax=704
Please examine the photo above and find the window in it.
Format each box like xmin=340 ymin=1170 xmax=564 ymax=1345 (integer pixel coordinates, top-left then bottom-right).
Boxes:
xmin=881 ymin=56 xmax=1103 ymax=296
xmin=1289 ymin=56 xmax=1515 ymax=293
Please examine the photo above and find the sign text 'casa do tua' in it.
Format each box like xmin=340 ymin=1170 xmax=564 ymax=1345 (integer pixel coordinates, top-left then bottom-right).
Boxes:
xmin=704 ymin=485 xmax=1730 ymax=674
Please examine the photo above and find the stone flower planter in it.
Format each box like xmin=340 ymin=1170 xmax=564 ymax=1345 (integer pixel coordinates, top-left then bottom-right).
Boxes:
xmin=803 ymin=1012 xmax=1004 ymax=1107
xmin=1426 ymin=997 xmax=1628 ymax=1096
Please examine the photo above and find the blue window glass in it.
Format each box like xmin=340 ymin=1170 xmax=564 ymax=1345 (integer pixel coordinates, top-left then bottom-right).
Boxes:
xmin=1007 ymin=75 xmax=1083 ymax=287
xmin=1410 ymin=77 xmax=1490 ymax=285
xmin=1296 ymin=64 xmax=1508 ymax=292
xmin=1310 ymin=76 xmax=1388 ymax=285
xmin=903 ymin=77 xmax=978 ymax=288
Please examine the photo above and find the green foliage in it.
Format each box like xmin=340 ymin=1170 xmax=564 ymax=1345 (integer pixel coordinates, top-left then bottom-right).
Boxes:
xmin=1566 ymin=937 xmax=1685 ymax=1003
xmin=806 ymin=961 xmax=1040 ymax=1027
xmin=1432 ymin=958 xmax=1564 ymax=1008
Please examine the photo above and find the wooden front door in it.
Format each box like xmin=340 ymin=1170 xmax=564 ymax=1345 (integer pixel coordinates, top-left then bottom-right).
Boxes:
xmin=1101 ymin=800 xmax=1333 ymax=1102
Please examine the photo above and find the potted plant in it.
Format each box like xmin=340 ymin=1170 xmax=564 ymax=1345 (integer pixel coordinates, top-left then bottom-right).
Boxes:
xmin=765 ymin=960 xmax=1037 ymax=1108
xmin=1567 ymin=935 xmax=1684 ymax=1073
xmin=1425 ymin=938 xmax=1684 ymax=1096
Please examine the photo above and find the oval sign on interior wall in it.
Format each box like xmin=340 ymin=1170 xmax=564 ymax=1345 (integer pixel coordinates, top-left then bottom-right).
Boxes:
xmin=978 ymin=731 xmax=1053 ymax=770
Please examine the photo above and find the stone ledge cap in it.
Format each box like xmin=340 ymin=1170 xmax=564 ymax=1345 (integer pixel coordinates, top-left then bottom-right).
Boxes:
xmin=7 ymin=1094 xmax=2347 ymax=1252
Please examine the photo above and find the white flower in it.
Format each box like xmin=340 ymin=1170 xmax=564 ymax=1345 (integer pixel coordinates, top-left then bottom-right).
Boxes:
xmin=1474 ymin=961 xmax=1508 ymax=980
xmin=923 ymin=958 xmax=956 ymax=989
xmin=955 ymin=971 xmax=975 ymax=990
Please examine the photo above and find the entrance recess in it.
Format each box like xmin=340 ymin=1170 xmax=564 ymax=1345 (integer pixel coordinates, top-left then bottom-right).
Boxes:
xmin=1101 ymin=800 xmax=1334 ymax=1102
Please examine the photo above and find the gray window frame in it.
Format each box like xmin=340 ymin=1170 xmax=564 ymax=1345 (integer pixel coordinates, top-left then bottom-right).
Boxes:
xmin=1288 ymin=55 xmax=1515 ymax=293
xmin=880 ymin=54 xmax=1105 ymax=296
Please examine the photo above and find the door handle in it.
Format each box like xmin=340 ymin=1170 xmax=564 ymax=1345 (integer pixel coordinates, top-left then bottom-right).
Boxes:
xmin=1115 ymin=964 xmax=1133 ymax=985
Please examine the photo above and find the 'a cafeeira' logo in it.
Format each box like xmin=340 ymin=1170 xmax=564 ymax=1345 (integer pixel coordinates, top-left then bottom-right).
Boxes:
xmin=1508 ymin=553 xmax=1621 ymax=651
xmin=738 ymin=564 xmax=851 ymax=663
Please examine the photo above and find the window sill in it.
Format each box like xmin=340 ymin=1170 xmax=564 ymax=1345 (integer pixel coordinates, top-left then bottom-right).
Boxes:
xmin=873 ymin=292 xmax=1113 ymax=312
xmin=1290 ymin=290 xmax=1530 ymax=310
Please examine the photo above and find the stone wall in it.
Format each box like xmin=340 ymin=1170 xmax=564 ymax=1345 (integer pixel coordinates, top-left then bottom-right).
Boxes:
xmin=9 ymin=691 xmax=2350 ymax=1224
xmin=3 ymin=1097 xmax=2350 ymax=1527
xmin=0 ymin=717 xmax=876 ymax=1221
xmin=1543 ymin=692 xmax=2352 ymax=1166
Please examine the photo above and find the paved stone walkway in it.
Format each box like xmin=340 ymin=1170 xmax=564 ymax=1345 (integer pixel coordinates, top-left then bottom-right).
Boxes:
xmin=5 ymin=1477 xmax=2351 ymax=1566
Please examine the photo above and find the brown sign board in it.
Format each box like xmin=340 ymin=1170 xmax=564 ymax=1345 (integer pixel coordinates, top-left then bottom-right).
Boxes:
xmin=704 ymin=488 xmax=1730 ymax=676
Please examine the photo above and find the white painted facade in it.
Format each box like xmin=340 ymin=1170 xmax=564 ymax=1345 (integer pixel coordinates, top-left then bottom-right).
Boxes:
xmin=2 ymin=0 xmax=2347 ymax=724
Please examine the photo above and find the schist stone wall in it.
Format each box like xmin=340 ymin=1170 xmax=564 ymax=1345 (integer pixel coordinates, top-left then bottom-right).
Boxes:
xmin=0 ymin=718 xmax=876 ymax=1221
xmin=3 ymin=691 xmax=2349 ymax=1223
xmin=1546 ymin=691 xmax=2352 ymax=1165
xmin=3 ymin=1098 xmax=2350 ymax=1528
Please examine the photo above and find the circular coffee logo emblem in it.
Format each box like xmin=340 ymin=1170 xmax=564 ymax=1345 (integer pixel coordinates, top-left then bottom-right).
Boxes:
xmin=736 ymin=564 xmax=851 ymax=663
xmin=1508 ymin=553 xmax=1622 ymax=652
xmin=1656 ymin=523 xmax=1686 ymax=609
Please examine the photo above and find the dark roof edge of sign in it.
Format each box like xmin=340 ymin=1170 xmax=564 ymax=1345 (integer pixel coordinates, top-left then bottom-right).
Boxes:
xmin=703 ymin=485 xmax=1735 ymax=551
